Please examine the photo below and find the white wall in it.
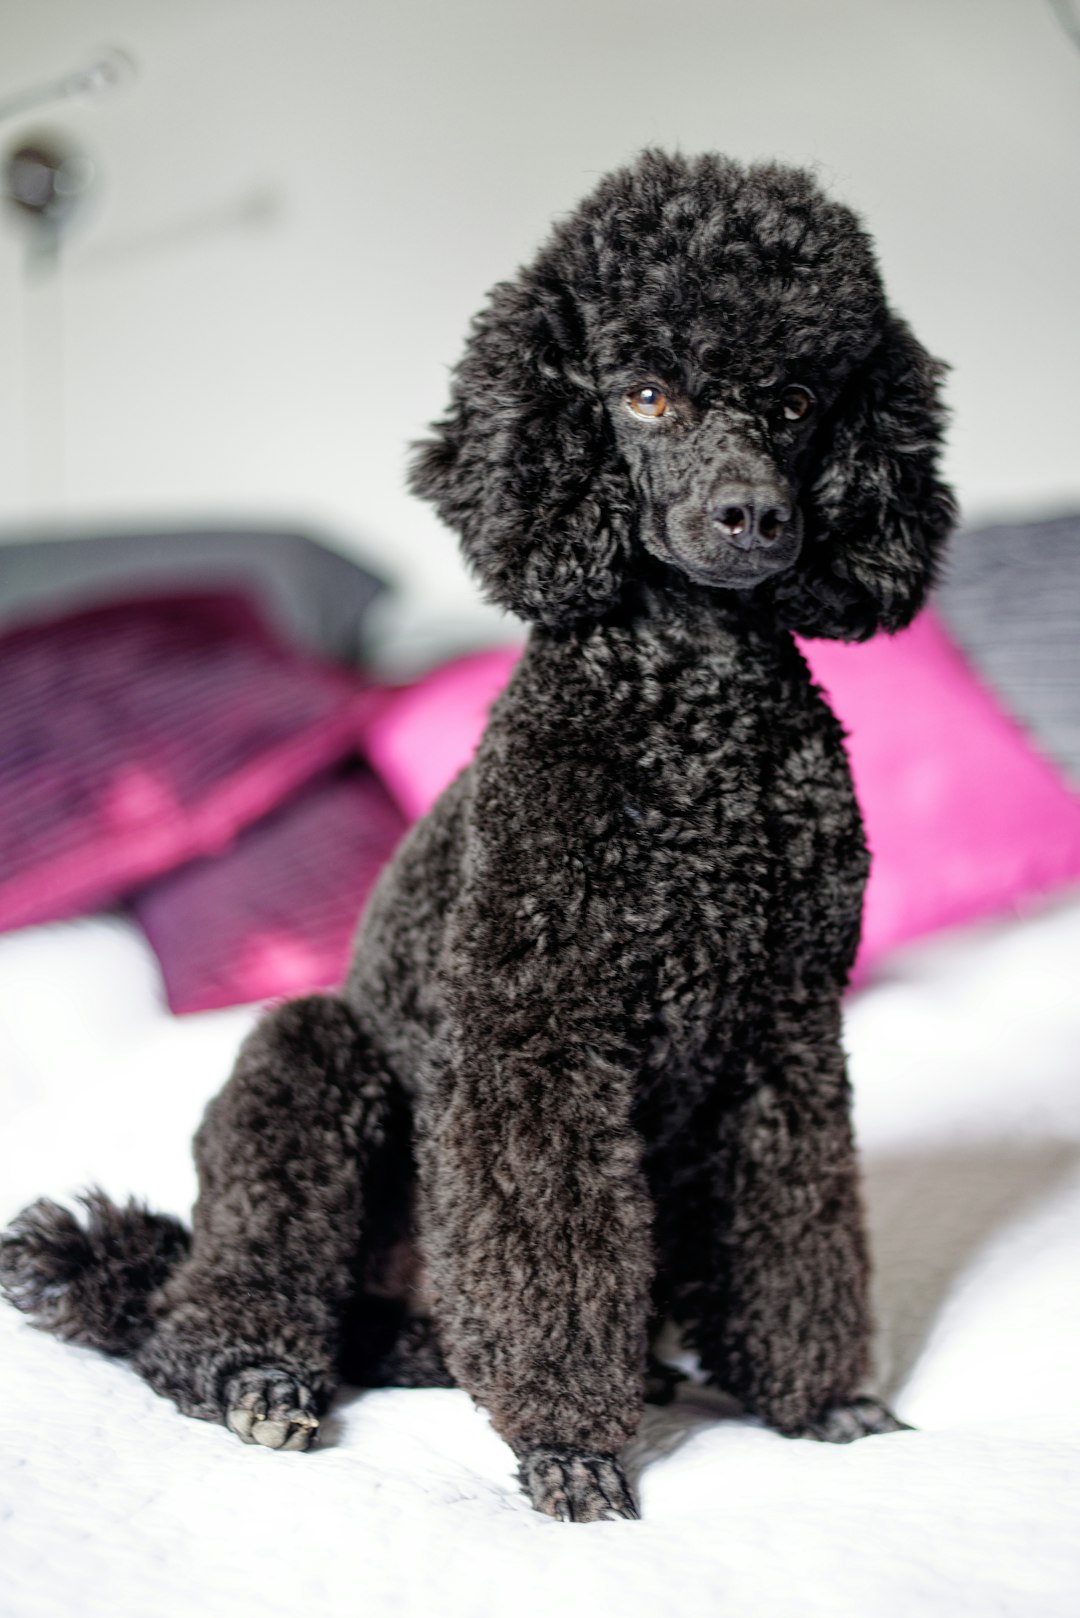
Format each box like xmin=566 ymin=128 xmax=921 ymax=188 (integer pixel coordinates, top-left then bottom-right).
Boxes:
xmin=1 ymin=0 xmax=1078 ymax=631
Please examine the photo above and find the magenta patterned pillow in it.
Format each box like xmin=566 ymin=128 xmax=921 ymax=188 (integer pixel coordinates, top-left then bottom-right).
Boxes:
xmin=0 ymin=594 xmax=369 ymax=932
xmin=131 ymin=765 xmax=406 ymax=1014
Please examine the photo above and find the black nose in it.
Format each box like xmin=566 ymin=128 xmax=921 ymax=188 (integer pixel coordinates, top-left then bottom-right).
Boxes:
xmin=712 ymin=500 xmax=792 ymax=551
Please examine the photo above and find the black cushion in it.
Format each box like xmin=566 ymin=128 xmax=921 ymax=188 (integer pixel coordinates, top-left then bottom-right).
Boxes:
xmin=0 ymin=526 xmax=387 ymax=666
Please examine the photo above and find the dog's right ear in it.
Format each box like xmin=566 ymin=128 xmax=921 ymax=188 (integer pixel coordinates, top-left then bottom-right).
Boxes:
xmin=409 ymin=274 xmax=633 ymax=627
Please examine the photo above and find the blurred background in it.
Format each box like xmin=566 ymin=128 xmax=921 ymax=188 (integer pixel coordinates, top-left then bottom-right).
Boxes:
xmin=1 ymin=0 xmax=1079 ymax=1015
xmin=1 ymin=0 xmax=1079 ymax=641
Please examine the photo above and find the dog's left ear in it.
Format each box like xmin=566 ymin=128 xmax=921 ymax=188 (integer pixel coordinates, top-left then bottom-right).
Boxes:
xmin=770 ymin=314 xmax=958 ymax=641
xmin=409 ymin=274 xmax=632 ymax=627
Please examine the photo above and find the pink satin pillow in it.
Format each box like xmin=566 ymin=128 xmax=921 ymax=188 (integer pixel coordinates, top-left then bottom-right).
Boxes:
xmin=358 ymin=614 xmax=1080 ymax=982
xmin=359 ymin=647 xmax=517 ymax=822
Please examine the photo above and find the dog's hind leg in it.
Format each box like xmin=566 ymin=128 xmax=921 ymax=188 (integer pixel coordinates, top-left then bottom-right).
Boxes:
xmin=134 ymin=994 xmax=405 ymax=1450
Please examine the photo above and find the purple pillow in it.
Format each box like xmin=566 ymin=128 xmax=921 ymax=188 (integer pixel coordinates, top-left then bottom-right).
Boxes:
xmin=132 ymin=766 xmax=406 ymax=1014
xmin=0 ymin=594 xmax=369 ymax=932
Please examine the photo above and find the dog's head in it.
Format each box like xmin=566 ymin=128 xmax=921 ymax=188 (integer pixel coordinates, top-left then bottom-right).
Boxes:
xmin=410 ymin=150 xmax=957 ymax=638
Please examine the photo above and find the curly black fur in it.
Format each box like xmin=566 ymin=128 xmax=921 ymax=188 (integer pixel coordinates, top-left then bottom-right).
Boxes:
xmin=1 ymin=150 xmax=954 ymax=1521
xmin=0 ymin=1190 xmax=189 ymax=1355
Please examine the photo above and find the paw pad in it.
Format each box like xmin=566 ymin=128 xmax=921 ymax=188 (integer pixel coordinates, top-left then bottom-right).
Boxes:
xmin=803 ymin=1395 xmax=912 ymax=1444
xmin=518 ymin=1446 xmax=639 ymax=1522
xmin=223 ymin=1367 xmax=319 ymax=1452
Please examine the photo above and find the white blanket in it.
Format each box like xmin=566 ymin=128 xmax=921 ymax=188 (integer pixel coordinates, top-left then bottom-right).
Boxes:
xmin=2 ymin=900 xmax=1079 ymax=1618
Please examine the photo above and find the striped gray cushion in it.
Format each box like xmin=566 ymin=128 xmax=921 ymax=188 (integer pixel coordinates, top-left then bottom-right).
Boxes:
xmin=935 ymin=514 xmax=1080 ymax=788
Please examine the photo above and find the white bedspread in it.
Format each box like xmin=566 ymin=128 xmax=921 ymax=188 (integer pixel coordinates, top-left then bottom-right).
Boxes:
xmin=2 ymin=899 xmax=1079 ymax=1618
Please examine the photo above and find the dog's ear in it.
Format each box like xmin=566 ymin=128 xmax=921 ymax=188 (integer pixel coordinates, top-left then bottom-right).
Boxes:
xmin=409 ymin=274 xmax=632 ymax=626
xmin=769 ymin=314 xmax=958 ymax=641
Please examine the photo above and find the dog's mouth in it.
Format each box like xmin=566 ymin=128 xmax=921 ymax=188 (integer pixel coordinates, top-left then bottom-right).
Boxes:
xmin=667 ymin=548 xmax=800 ymax=590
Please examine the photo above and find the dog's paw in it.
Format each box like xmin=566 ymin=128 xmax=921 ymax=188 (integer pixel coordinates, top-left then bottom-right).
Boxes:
xmin=800 ymin=1395 xmax=912 ymax=1444
xmin=517 ymin=1445 xmax=639 ymax=1522
xmin=223 ymin=1366 xmax=320 ymax=1452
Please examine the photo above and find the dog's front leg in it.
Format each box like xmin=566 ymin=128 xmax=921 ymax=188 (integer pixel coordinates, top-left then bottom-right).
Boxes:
xmin=420 ymin=1045 xmax=653 ymax=1521
xmin=685 ymin=1008 xmax=905 ymax=1442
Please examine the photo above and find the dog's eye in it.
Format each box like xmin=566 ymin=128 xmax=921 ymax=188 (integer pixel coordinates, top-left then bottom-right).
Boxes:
xmin=780 ymin=385 xmax=815 ymax=422
xmin=626 ymin=386 xmax=668 ymax=419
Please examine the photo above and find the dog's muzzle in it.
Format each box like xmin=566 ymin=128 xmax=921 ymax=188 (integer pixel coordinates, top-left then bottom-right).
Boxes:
xmin=663 ymin=479 xmax=803 ymax=589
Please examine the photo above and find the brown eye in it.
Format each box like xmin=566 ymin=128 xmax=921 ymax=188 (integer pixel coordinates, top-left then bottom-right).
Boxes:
xmin=781 ymin=385 xmax=815 ymax=422
xmin=627 ymin=385 xmax=668 ymax=419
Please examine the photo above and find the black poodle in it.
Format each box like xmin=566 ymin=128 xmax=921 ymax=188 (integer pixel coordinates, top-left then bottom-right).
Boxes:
xmin=1 ymin=150 xmax=955 ymax=1522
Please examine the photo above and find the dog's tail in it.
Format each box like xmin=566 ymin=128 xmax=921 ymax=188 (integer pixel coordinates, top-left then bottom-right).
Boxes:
xmin=0 ymin=1189 xmax=190 ymax=1356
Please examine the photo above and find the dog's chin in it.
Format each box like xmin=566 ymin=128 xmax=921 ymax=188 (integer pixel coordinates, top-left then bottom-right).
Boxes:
xmin=657 ymin=540 xmax=802 ymax=593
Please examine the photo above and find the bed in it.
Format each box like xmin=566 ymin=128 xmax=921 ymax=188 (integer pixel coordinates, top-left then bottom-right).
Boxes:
xmin=2 ymin=520 xmax=1079 ymax=1616
xmin=1 ymin=888 xmax=1078 ymax=1618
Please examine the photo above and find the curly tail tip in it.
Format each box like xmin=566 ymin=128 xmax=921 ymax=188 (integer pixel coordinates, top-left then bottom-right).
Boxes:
xmin=0 ymin=1189 xmax=190 ymax=1356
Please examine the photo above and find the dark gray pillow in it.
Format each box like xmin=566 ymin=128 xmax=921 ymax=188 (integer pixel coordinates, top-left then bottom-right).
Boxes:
xmin=935 ymin=513 xmax=1080 ymax=789
xmin=0 ymin=527 xmax=386 ymax=666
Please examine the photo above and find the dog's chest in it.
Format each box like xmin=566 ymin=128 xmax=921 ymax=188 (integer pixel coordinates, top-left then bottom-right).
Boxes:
xmin=571 ymin=648 xmax=866 ymax=1038
xmin=458 ymin=626 xmax=868 ymax=1095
